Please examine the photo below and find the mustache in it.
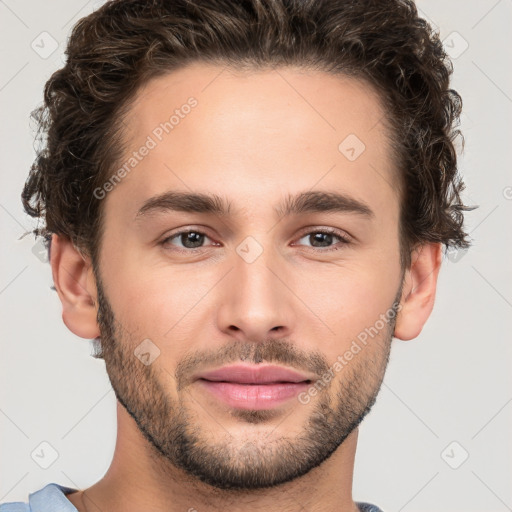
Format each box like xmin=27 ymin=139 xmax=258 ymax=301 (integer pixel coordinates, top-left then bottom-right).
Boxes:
xmin=175 ymin=338 xmax=330 ymax=391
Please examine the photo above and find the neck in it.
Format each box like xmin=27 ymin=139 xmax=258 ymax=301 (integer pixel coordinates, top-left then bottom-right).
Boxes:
xmin=67 ymin=402 xmax=360 ymax=512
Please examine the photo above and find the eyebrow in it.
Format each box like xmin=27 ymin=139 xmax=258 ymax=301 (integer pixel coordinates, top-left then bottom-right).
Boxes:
xmin=134 ymin=190 xmax=374 ymax=221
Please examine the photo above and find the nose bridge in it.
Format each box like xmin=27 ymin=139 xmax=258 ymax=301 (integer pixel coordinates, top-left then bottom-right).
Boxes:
xmin=216 ymin=237 xmax=294 ymax=340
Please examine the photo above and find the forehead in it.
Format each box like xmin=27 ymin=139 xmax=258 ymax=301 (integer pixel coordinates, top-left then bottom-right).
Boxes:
xmin=124 ymin=62 xmax=391 ymax=147
xmin=108 ymin=62 xmax=398 ymax=220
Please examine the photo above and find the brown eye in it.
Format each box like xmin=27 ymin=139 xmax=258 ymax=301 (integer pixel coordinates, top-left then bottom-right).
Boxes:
xmin=161 ymin=230 xmax=214 ymax=251
xmin=296 ymin=229 xmax=351 ymax=251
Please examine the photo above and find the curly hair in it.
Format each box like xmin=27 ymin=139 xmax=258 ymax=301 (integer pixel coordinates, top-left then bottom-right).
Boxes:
xmin=22 ymin=0 xmax=473 ymax=270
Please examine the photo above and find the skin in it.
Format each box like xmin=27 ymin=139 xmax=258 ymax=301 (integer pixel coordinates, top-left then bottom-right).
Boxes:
xmin=51 ymin=63 xmax=442 ymax=512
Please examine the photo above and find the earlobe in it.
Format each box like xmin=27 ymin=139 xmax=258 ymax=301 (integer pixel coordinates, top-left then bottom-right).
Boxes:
xmin=394 ymin=243 xmax=442 ymax=341
xmin=50 ymin=234 xmax=100 ymax=339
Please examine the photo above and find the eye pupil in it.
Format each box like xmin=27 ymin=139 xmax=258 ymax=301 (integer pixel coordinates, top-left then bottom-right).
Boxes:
xmin=311 ymin=232 xmax=333 ymax=247
xmin=182 ymin=231 xmax=204 ymax=248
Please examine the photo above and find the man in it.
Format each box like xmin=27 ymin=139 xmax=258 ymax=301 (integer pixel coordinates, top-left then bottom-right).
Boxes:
xmin=2 ymin=0 xmax=471 ymax=511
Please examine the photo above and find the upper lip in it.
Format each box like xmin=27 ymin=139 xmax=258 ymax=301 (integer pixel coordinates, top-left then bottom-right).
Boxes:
xmin=195 ymin=364 xmax=314 ymax=384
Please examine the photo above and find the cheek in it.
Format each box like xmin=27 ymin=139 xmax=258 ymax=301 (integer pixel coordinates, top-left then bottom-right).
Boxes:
xmin=108 ymin=271 xmax=202 ymax=336
xmin=102 ymin=250 xmax=220 ymax=361
xmin=299 ymin=261 xmax=400 ymax=360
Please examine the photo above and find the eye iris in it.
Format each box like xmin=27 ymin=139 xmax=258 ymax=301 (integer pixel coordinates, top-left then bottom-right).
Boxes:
xmin=310 ymin=232 xmax=333 ymax=247
xmin=182 ymin=231 xmax=204 ymax=248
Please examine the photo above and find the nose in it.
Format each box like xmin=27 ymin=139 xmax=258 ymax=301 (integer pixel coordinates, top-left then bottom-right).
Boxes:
xmin=216 ymin=244 xmax=296 ymax=343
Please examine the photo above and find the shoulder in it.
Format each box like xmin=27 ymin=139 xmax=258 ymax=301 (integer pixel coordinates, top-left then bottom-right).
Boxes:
xmin=0 ymin=503 xmax=29 ymax=512
xmin=356 ymin=502 xmax=385 ymax=512
xmin=0 ymin=483 xmax=78 ymax=512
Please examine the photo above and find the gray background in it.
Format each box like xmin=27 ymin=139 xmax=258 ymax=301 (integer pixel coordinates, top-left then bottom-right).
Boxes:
xmin=1 ymin=1 xmax=511 ymax=510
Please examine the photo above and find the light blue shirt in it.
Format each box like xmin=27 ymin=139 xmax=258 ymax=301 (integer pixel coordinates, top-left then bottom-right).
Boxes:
xmin=0 ymin=484 xmax=78 ymax=512
xmin=0 ymin=483 xmax=384 ymax=511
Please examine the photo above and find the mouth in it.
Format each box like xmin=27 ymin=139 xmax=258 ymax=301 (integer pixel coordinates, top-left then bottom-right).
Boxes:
xmin=194 ymin=364 xmax=314 ymax=410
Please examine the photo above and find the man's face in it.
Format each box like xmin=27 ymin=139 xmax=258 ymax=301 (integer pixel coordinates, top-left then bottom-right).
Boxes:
xmin=93 ymin=63 xmax=404 ymax=490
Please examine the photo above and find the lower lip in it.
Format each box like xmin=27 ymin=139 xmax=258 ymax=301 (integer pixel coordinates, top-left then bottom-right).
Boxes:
xmin=197 ymin=380 xmax=310 ymax=410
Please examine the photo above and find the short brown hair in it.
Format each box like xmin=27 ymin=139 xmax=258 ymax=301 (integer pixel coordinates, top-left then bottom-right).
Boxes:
xmin=22 ymin=0 xmax=473 ymax=269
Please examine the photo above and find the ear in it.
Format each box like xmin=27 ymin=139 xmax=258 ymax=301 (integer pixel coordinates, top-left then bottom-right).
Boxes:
xmin=394 ymin=242 xmax=442 ymax=341
xmin=50 ymin=234 xmax=100 ymax=339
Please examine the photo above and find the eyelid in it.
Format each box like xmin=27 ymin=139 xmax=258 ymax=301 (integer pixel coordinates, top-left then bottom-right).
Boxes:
xmin=160 ymin=225 xmax=352 ymax=253
xmin=160 ymin=226 xmax=218 ymax=249
xmin=294 ymin=226 xmax=353 ymax=244
xmin=291 ymin=227 xmax=352 ymax=252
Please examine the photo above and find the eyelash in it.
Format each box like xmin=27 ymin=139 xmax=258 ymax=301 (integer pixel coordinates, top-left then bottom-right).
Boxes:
xmin=160 ymin=227 xmax=351 ymax=253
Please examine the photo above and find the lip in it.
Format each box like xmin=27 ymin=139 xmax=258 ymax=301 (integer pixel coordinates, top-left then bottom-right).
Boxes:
xmin=195 ymin=364 xmax=313 ymax=384
xmin=194 ymin=364 xmax=314 ymax=410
